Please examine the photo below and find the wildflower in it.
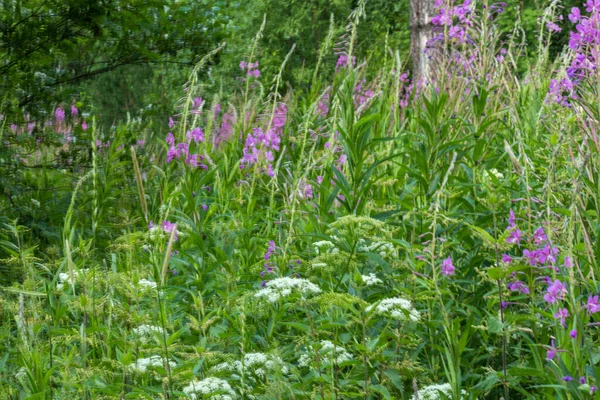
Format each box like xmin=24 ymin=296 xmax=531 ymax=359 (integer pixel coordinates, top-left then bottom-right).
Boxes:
xmin=569 ymin=7 xmax=581 ymax=23
xmin=182 ymin=377 xmax=236 ymax=400
xmin=210 ymin=352 xmax=288 ymax=379
xmin=441 ymin=256 xmax=455 ymax=276
xmin=367 ymin=297 xmax=420 ymax=321
xmin=264 ymin=240 xmax=277 ymax=261
xmin=299 ymin=341 xmax=353 ymax=368
xmin=564 ymin=256 xmax=573 ymax=268
xmin=547 ymin=21 xmax=562 ymax=32
xmin=501 ymin=254 xmax=513 ymax=264
xmin=412 ymin=383 xmax=467 ymax=400
xmin=584 ymin=295 xmax=600 ymax=314
xmin=547 ymin=339 xmax=560 ymax=360
xmin=563 ymin=375 xmax=573 ymax=382
xmin=187 ymin=127 xmax=205 ymax=144
xmin=71 ymin=104 xmax=79 ymax=116
xmin=544 ymin=280 xmax=567 ymax=304
xmin=570 ymin=329 xmax=578 ymax=338
xmin=361 ymin=273 xmax=383 ymax=286
xmin=81 ymin=121 xmax=88 ymax=131
xmin=132 ymin=325 xmax=165 ymax=344
xmin=138 ymin=279 xmax=157 ymax=290
xmin=507 ymin=228 xmax=522 ymax=246
xmin=55 ymin=107 xmax=65 ymax=122
xmin=553 ymin=308 xmax=569 ymax=326
xmin=254 ymin=277 xmax=321 ymax=303
xmin=533 ymin=227 xmax=547 ymax=245
xmin=129 ymin=355 xmax=175 ymax=373
xmin=580 ymin=376 xmax=586 ymax=384
xmin=591 ymin=386 xmax=597 ymax=394
xmin=507 ymin=281 xmax=529 ymax=295
xmin=507 ymin=210 xmax=516 ymax=229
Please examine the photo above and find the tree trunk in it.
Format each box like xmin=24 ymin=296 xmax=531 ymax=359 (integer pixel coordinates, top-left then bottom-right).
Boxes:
xmin=410 ymin=0 xmax=436 ymax=83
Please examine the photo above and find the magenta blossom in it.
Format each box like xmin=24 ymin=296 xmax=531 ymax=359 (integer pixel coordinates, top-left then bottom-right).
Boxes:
xmin=584 ymin=295 xmax=600 ymax=314
xmin=544 ymin=280 xmax=567 ymax=304
xmin=507 ymin=228 xmax=522 ymax=246
xmin=441 ymin=256 xmax=455 ymax=276
xmin=507 ymin=281 xmax=529 ymax=295
xmin=553 ymin=308 xmax=569 ymax=326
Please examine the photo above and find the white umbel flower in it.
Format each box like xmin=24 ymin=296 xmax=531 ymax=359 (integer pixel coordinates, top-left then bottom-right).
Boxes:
xmin=361 ymin=273 xmax=382 ymax=286
xmin=367 ymin=297 xmax=420 ymax=321
xmin=138 ymin=279 xmax=158 ymax=290
xmin=182 ymin=377 xmax=236 ymax=399
xmin=255 ymin=277 xmax=321 ymax=303
xmin=412 ymin=383 xmax=467 ymax=400
xmin=299 ymin=340 xmax=353 ymax=368
xmin=129 ymin=355 xmax=175 ymax=373
xmin=211 ymin=352 xmax=288 ymax=378
xmin=132 ymin=325 xmax=165 ymax=343
xmin=313 ymin=240 xmax=339 ymax=254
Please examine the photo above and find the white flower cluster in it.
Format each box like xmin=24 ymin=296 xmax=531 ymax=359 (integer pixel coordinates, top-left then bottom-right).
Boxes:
xmin=313 ymin=240 xmax=339 ymax=254
xmin=412 ymin=383 xmax=467 ymax=400
xmin=211 ymin=352 xmax=288 ymax=379
xmin=182 ymin=377 xmax=237 ymax=400
xmin=298 ymin=340 xmax=353 ymax=368
xmin=361 ymin=273 xmax=383 ymax=286
xmin=129 ymin=355 xmax=175 ymax=373
xmin=132 ymin=324 xmax=165 ymax=343
xmin=255 ymin=277 xmax=321 ymax=303
xmin=483 ymin=168 xmax=504 ymax=180
xmin=15 ymin=367 xmax=27 ymax=380
xmin=358 ymin=240 xmax=395 ymax=258
xmin=367 ymin=297 xmax=420 ymax=321
xmin=138 ymin=279 xmax=157 ymax=290
xmin=56 ymin=269 xmax=89 ymax=290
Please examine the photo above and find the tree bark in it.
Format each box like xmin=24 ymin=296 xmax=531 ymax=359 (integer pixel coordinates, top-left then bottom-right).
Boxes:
xmin=410 ymin=0 xmax=436 ymax=83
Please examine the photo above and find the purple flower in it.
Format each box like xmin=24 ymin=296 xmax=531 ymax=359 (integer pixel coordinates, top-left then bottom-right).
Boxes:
xmin=546 ymin=21 xmax=562 ymax=32
xmin=569 ymin=7 xmax=581 ymax=23
xmin=507 ymin=210 xmax=516 ymax=229
xmin=544 ymin=280 xmax=567 ymax=304
xmin=187 ymin=127 xmax=205 ymax=144
xmin=168 ymin=117 xmax=175 ymax=128
xmin=563 ymin=375 xmax=573 ymax=382
xmin=507 ymin=228 xmax=522 ymax=246
xmin=580 ymin=376 xmax=586 ymax=384
xmin=553 ymin=308 xmax=569 ymax=326
xmin=441 ymin=256 xmax=455 ymax=276
xmin=264 ymin=240 xmax=277 ymax=261
xmin=55 ymin=107 xmax=65 ymax=122
xmin=570 ymin=329 xmax=578 ymax=338
xmin=507 ymin=281 xmax=530 ymax=295
xmin=201 ymin=204 xmax=208 ymax=211
xmin=166 ymin=132 xmax=175 ymax=146
xmin=547 ymin=339 xmax=559 ymax=360
xmin=81 ymin=121 xmax=88 ymax=131
xmin=591 ymin=386 xmax=597 ymax=394
xmin=584 ymin=295 xmax=600 ymax=314
xmin=501 ymin=253 xmax=513 ymax=264
xmin=564 ymin=256 xmax=573 ymax=268
xmin=533 ymin=227 xmax=547 ymax=245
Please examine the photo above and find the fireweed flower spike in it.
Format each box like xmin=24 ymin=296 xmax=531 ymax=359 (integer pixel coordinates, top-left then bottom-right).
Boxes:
xmin=553 ymin=308 xmax=569 ymax=326
xmin=506 ymin=228 xmax=522 ymax=247
xmin=544 ymin=280 xmax=567 ymax=304
xmin=583 ymin=295 xmax=600 ymax=314
xmin=441 ymin=256 xmax=455 ymax=276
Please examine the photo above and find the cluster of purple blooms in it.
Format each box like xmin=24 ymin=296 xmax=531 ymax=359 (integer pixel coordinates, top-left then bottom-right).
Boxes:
xmin=503 ymin=209 xmax=600 ymax=390
xmin=431 ymin=0 xmax=476 ymax=44
xmin=149 ymin=220 xmax=179 ymax=241
xmin=165 ymin=124 xmax=208 ymax=169
xmin=240 ymin=103 xmax=287 ymax=177
xmin=240 ymin=60 xmax=261 ymax=78
xmin=548 ymin=2 xmax=600 ymax=106
xmin=335 ymin=54 xmax=356 ymax=71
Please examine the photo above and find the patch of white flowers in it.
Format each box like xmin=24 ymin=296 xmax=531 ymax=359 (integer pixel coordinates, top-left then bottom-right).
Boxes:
xmin=255 ymin=277 xmax=321 ymax=303
xmin=129 ymin=355 xmax=175 ymax=373
xmin=182 ymin=377 xmax=237 ymax=400
xmin=313 ymin=240 xmax=339 ymax=254
xmin=358 ymin=240 xmax=395 ymax=258
xmin=361 ymin=273 xmax=382 ymax=286
xmin=56 ymin=269 xmax=89 ymax=290
xmin=15 ymin=367 xmax=27 ymax=380
xmin=132 ymin=324 xmax=165 ymax=343
xmin=211 ymin=352 xmax=288 ymax=379
xmin=298 ymin=340 xmax=353 ymax=368
xmin=412 ymin=383 xmax=467 ymax=400
xmin=483 ymin=168 xmax=504 ymax=180
xmin=367 ymin=297 xmax=420 ymax=322
xmin=137 ymin=279 xmax=157 ymax=290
